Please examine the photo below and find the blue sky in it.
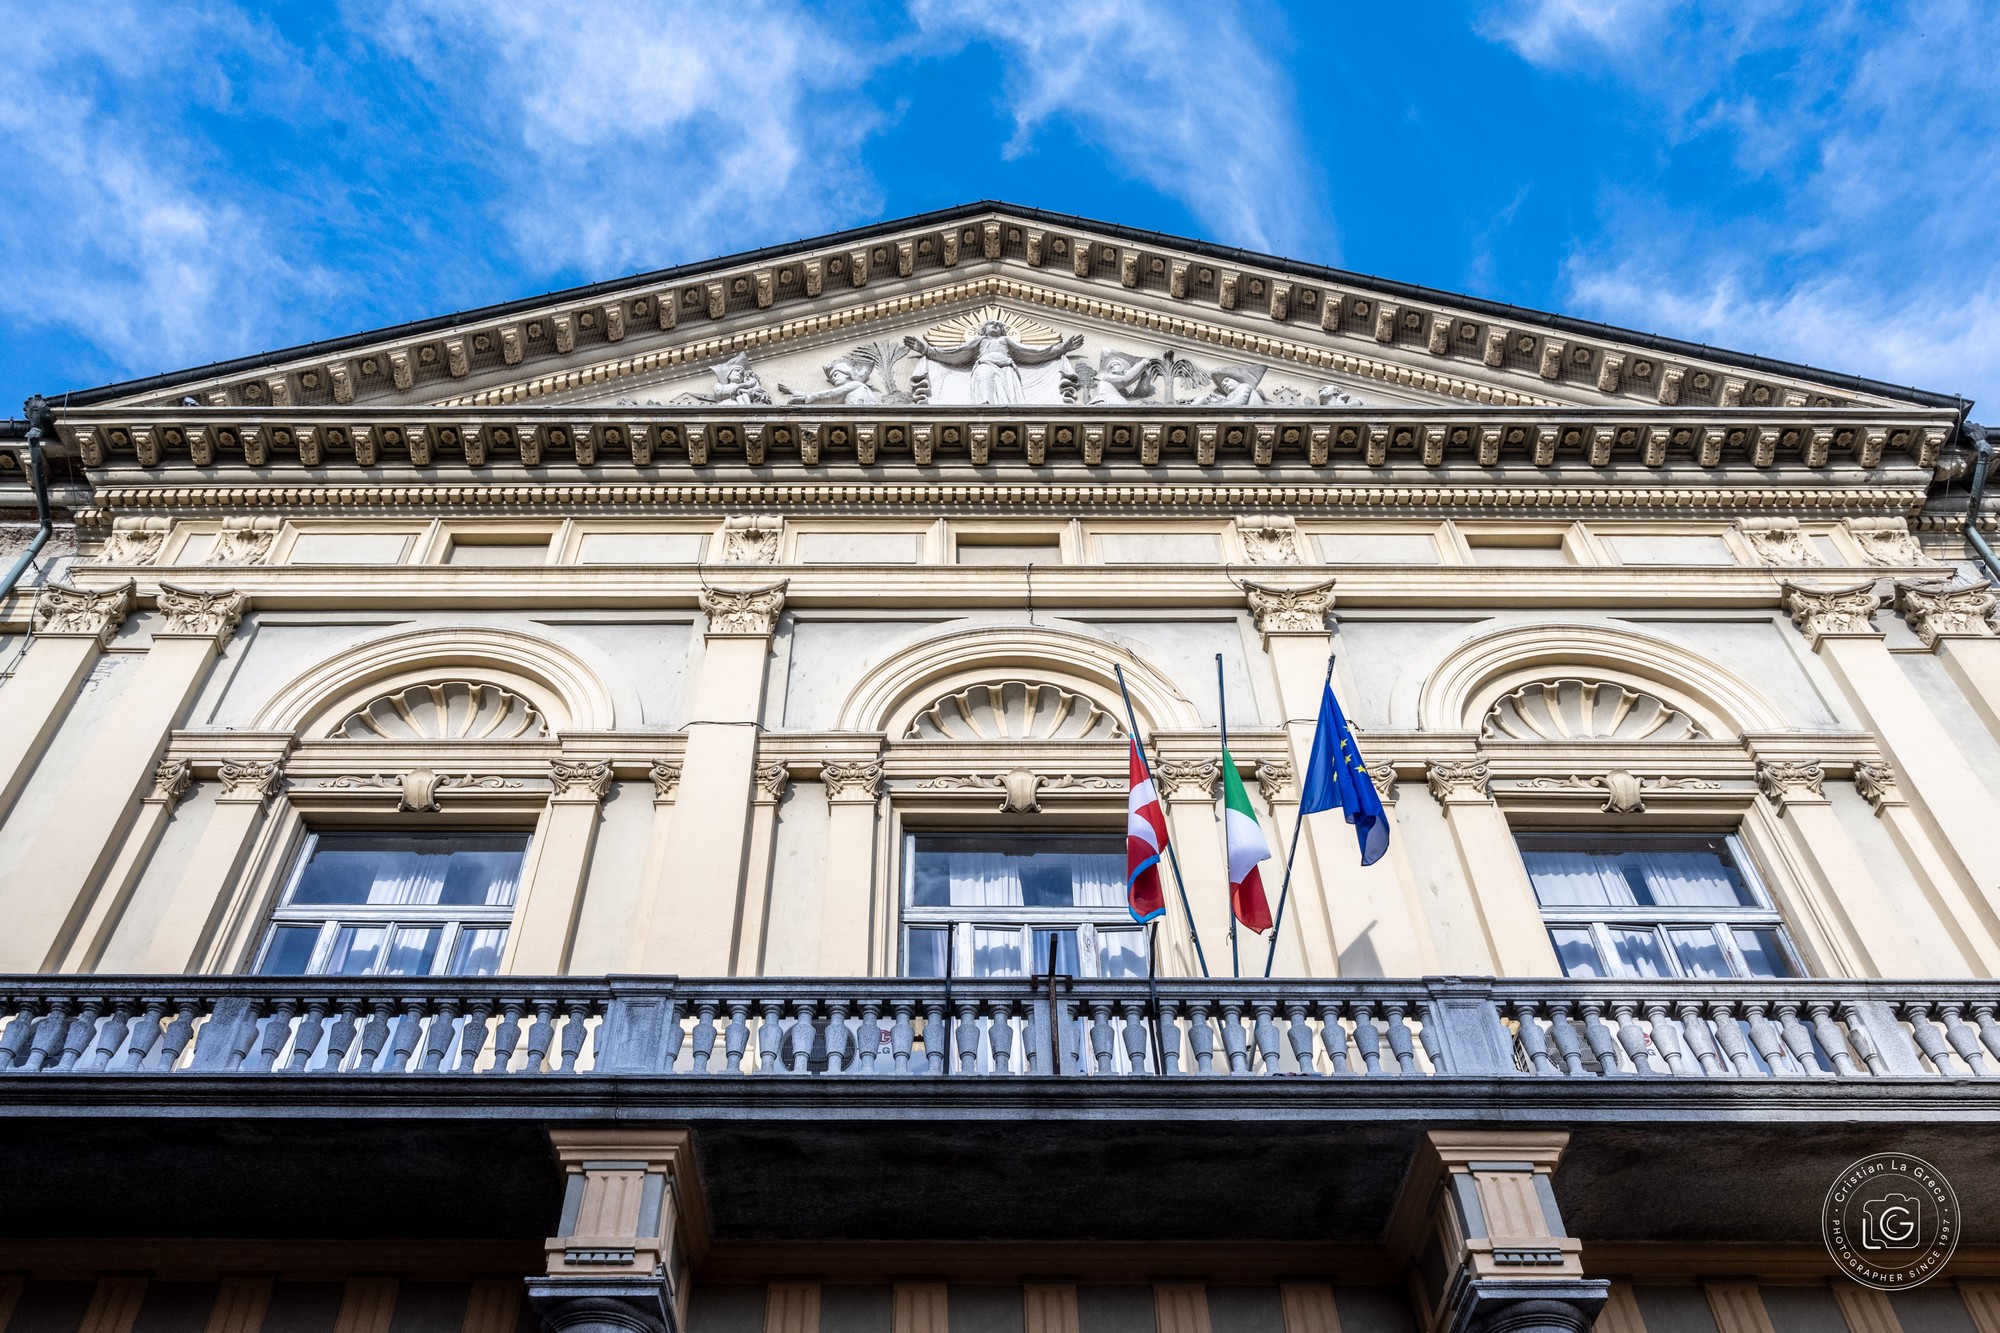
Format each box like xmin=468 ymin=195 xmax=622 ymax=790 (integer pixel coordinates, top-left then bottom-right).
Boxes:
xmin=3 ymin=0 xmax=1994 ymax=411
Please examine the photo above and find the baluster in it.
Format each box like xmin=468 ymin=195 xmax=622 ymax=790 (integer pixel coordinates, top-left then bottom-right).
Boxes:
xmin=1837 ymin=1002 xmax=1886 ymax=1076
xmin=1937 ymin=1004 xmax=1988 ymax=1076
xmin=690 ymin=1002 xmax=719 ymax=1074
xmin=1774 ymin=1003 xmax=1823 ymax=1075
xmin=1352 ymin=1002 xmax=1384 ymax=1075
xmin=825 ymin=999 xmax=851 ymax=1075
xmin=1578 ymin=1001 xmax=1623 ymax=1075
xmin=854 ymin=1000 xmax=882 ymax=1074
xmin=1740 ymin=1002 xmax=1785 ymax=1075
xmin=1708 ymin=1002 xmax=1753 ymax=1076
xmin=1973 ymin=1004 xmax=2000 ymax=1071
xmin=488 ymin=1001 xmax=525 ymax=1074
xmin=416 ymin=1000 xmax=458 ymax=1073
xmin=155 ymin=1000 xmax=200 ymax=1071
xmin=1284 ymin=1001 xmax=1318 ymax=1076
xmin=724 ymin=1002 xmax=752 ymax=1075
xmin=55 ymin=999 xmax=104 ymax=1072
xmin=457 ymin=1000 xmax=493 ymax=1073
xmin=559 ymin=1000 xmax=592 ymax=1072
xmin=789 ymin=999 xmax=819 ymax=1075
xmin=322 ymin=1000 xmax=362 ymax=1073
xmin=1383 ymin=1001 xmax=1418 ymax=1075
xmin=242 ymin=998 xmax=296 ymax=1073
xmin=1513 ymin=1003 xmax=1556 ymax=1076
xmin=386 ymin=1001 xmax=426 ymax=1072
xmin=950 ymin=999 xmax=977 ymax=1075
xmin=1120 ymin=1000 xmax=1149 ymax=1075
xmin=83 ymin=1000 xmax=134 ymax=1072
xmin=1251 ymin=1002 xmax=1282 ymax=1075
xmin=660 ymin=998 xmax=685 ymax=1075
xmin=1157 ymin=998 xmax=1184 ymax=1075
xmin=1219 ymin=1001 xmax=1249 ymax=1074
xmin=1186 ymin=1001 xmax=1216 ymax=1074
xmin=1644 ymin=1001 xmax=1688 ymax=1076
xmin=757 ymin=1001 xmax=783 ymax=1074
xmin=1807 ymin=1002 xmax=1860 ymax=1076
xmin=522 ymin=1000 xmax=557 ymax=1072
xmin=989 ymin=1001 xmax=1016 ymax=1074
xmin=1418 ymin=1001 xmax=1449 ymax=1075
xmin=1543 ymin=1001 xmax=1585 ymax=1076
xmin=0 ymin=1000 xmax=37 ymax=1070
xmin=1674 ymin=1001 xmax=1724 ymax=1076
xmin=922 ymin=999 xmax=948 ymax=1074
xmin=1314 ymin=1002 xmax=1350 ymax=1074
xmin=1085 ymin=1000 xmax=1115 ymax=1075
xmin=1902 ymin=1003 xmax=1956 ymax=1075
xmin=356 ymin=1000 xmax=396 ymax=1073
xmin=285 ymin=1000 xmax=329 ymax=1073
xmin=23 ymin=999 xmax=69 ymax=1072
xmin=1611 ymin=1002 xmax=1654 ymax=1075
xmin=891 ymin=1001 xmax=916 ymax=1075
xmin=114 ymin=1000 xmax=168 ymax=1072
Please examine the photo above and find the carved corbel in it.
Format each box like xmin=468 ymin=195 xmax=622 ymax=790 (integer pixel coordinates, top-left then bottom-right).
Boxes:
xmin=32 ymin=580 xmax=135 ymax=643
xmin=753 ymin=762 xmax=791 ymax=804
xmin=603 ymin=303 xmax=626 ymax=339
xmin=1895 ymin=578 xmax=1997 ymax=648
xmin=1237 ymin=516 xmax=1302 ymax=564
xmin=1755 ymin=759 xmax=1826 ymax=807
xmin=217 ymin=759 xmax=283 ymax=803
xmin=1781 ymin=580 xmax=1883 ymax=645
xmin=1245 ymin=580 xmax=1334 ymax=638
xmin=1254 ymin=759 xmax=1293 ymax=808
xmin=156 ymin=584 xmax=246 ymax=640
xmin=1368 ymin=762 xmax=1398 ymax=805
xmin=1843 ymin=517 xmax=1924 ymax=565
xmin=399 ymin=769 xmax=442 ymax=813
xmin=149 ymin=758 xmax=194 ymax=808
xmin=1154 ymin=758 xmax=1220 ymax=801
xmin=550 ymin=759 xmax=613 ymax=801
xmin=822 ymin=760 xmax=883 ymax=802
xmin=1425 ymin=759 xmax=1490 ymax=804
xmin=648 ymin=761 xmax=682 ymax=802
xmin=698 ymin=583 xmax=786 ymax=636
xmin=719 ymin=516 xmax=782 ymax=564
xmin=1853 ymin=760 xmax=1902 ymax=812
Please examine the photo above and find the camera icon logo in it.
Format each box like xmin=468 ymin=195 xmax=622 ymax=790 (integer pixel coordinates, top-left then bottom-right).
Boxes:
xmin=1860 ymin=1194 xmax=1921 ymax=1250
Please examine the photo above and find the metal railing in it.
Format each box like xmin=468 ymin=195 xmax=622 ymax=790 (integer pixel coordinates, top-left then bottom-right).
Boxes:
xmin=0 ymin=976 xmax=1994 ymax=1079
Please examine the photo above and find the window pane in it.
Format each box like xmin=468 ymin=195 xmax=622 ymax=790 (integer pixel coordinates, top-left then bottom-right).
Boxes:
xmin=259 ymin=924 xmax=322 ymax=975
xmin=1607 ymin=928 xmax=1674 ymax=978
xmin=1668 ymin=927 xmax=1731 ymax=979
xmin=969 ymin=927 xmax=1026 ymax=978
xmin=1096 ymin=928 xmax=1149 ymax=979
xmin=384 ymin=925 xmax=442 ymax=976
xmin=1519 ymin=834 xmax=1758 ymax=910
xmin=1030 ymin=928 xmax=1081 ymax=976
xmin=1523 ymin=852 xmax=1633 ymax=907
xmin=447 ymin=927 xmax=508 ymax=977
xmin=908 ymin=833 xmax=1124 ymax=909
xmin=437 ymin=848 xmax=526 ymax=906
xmin=290 ymin=834 xmax=529 ymax=907
xmin=903 ymin=926 xmax=948 ymax=978
xmin=1733 ymin=927 xmax=1799 ymax=978
xmin=325 ymin=925 xmax=386 ymax=975
xmin=1548 ymin=927 xmax=1605 ymax=978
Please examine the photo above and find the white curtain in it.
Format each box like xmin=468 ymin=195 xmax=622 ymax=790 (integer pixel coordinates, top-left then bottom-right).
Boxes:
xmin=944 ymin=852 xmax=1027 ymax=906
xmin=1070 ymin=855 xmax=1125 ymax=908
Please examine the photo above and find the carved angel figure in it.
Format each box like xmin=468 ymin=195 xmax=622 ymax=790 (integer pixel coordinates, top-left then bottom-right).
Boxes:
xmin=1191 ymin=364 xmax=1268 ymax=407
xmin=903 ymin=320 xmax=1084 ymax=406
xmin=780 ymin=358 xmax=880 ymax=406
xmin=1317 ymin=384 xmax=1363 ymax=406
xmin=677 ymin=352 xmax=772 ymax=406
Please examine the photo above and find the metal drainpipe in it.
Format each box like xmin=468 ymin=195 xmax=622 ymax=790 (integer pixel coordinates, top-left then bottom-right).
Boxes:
xmin=0 ymin=396 xmax=55 ymax=604
xmin=1963 ymin=422 xmax=2000 ymax=586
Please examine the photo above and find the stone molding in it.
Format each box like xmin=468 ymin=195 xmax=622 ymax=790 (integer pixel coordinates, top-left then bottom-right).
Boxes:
xmin=1426 ymin=759 xmax=1491 ymax=804
xmin=216 ymin=759 xmax=283 ymax=802
xmin=1154 ymin=758 xmax=1221 ymax=801
xmin=157 ymin=584 xmax=247 ymax=640
xmin=699 ymin=583 xmax=786 ymax=636
xmin=753 ymin=762 xmax=791 ymax=803
xmin=649 ymin=761 xmax=682 ymax=801
xmin=149 ymin=758 xmax=194 ymax=806
xmin=208 ymin=517 xmax=281 ymax=566
xmin=1368 ymin=762 xmax=1398 ymax=804
xmin=1734 ymin=517 xmax=1821 ymax=566
xmin=551 ymin=758 xmax=614 ymax=801
xmin=1781 ymin=580 xmax=1883 ymax=644
xmin=1254 ymin=758 xmax=1293 ymax=806
xmin=1895 ymin=579 xmax=1997 ymax=648
xmin=92 ymin=518 xmax=170 ymax=565
xmin=821 ymin=760 xmax=883 ymax=802
xmin=1237 ymin=515 xmax=1303 ymax=564
xmin=1245 ymin=580 xmax=1334 ymax=637
xmin=31 ymin=580 xmax=134 ymax=644
xmin=1843 ymin=517 xmax=1925 ymax=565
xmin=1483 ymin=679 xmax=1703 ymax=743
xmin=1853 ymin=759 xmax=1903 ymax=811
xmin=1510 ymin=770 xmax=1720 ymax=814
xmin=720 ymin=516 xmax=782 ymax=564
xmin=1755 ymin=759 xmax=1827 ymax=807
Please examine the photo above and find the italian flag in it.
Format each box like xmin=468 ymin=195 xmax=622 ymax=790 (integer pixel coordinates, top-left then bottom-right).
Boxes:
xmin=1221 ymin=749 xmax=1273 ymax=933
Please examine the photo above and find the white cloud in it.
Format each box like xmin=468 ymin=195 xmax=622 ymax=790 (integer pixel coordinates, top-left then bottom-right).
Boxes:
xmin=1479 ymin=0 xmax=1675 ymax=66
xmin=909 ymin=0 xmax=1322 ymax=256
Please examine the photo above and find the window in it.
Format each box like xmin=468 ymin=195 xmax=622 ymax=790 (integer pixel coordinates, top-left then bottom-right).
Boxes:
xmin=901 ymin=831 xmax=1148 ymax=978
xmin=255 ymin=832 xmax=529 ymax=977
xmin=1519 ymin=832 xmax=1802 ymax=979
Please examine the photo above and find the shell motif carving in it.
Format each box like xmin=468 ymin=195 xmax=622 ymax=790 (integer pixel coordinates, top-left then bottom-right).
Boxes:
xmin=906 ymin=681 xmax=1124 ymax=742
xmin=1483 ymin=679 xmax=1704 ymax=743
xmin=337 ymin=681 xmax=547 ymax=741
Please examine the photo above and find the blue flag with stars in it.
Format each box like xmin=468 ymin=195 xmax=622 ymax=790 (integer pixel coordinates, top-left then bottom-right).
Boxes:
xmin=1298 ymin=680 xmax=1389 ymax=866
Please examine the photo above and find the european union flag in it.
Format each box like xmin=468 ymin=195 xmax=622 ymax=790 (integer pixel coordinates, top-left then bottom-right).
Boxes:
xmin=1298 ymin=681 xmax=1390 ymax=866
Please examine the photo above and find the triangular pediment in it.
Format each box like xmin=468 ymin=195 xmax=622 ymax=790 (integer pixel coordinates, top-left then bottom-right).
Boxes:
xmin=74 ymin=203 xmax=1951 ymax=417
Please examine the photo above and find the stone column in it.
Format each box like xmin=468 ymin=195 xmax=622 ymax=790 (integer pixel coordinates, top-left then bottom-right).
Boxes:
xmin=818 ymin=758 xmax=883 ymax=974
xmin=511 ymin=759 xmax=612 ymax=975
xmin=1751 ymin=759 xmax=1926 ymax=977
xmin=1426 ymin=760 xmax=1559 ymax=976
xmin=0 ymin=585 xmax=244 ymax=972
xmin=1154 ymin=758 xmax=1227 ymax=978
xmin=1853 ymin=760 xmax=2000 ymax=976
xmin=1783 ymin=581 xmax=2000 ymax=922
xmin=63 ymin=759 xmax=193 ymax=970
xmin=1897 ymin=579 xmax=2000 ymax=742
xmin=639 ymin=584 xmax=784 ymax=976
xmin=733 ymin=762 xmax=789 ymax=974
xmin=1388 ymin=1131 xmax=1605 ymax=1333
xmin=0 ymin=581 xmax=133 ymax=823
xmin=528 ymin=1130 xmax=708 ymax=1333
xmin=628 ymin=761 xmax=681 ymax=972
xmin=137 ymin=757 xmax=287 ymax=972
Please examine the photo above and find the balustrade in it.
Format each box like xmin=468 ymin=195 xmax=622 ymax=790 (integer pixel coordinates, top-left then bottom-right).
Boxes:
xmin=0 ymin=977 xmax=1993 ymax=1081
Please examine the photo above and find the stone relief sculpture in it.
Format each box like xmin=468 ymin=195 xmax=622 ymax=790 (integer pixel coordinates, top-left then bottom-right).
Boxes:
xmin=903 ymin=311 xmax=1084 ymax=406
xmin=676 ymin=352 xmax=771 ymax=406
xmin=1077 ymin=347 xmax=1203 ymax=405
xmin=780 ymin=358 xmax=881 ymax=406
xmin=1191 ymin=364 xmax=1268 ymax=407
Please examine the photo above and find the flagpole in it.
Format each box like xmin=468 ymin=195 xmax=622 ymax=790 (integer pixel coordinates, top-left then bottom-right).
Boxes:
xmin=1114 ymin=663 xmax=1210 ymax=978
xmin=1217 ymin=653 xmax=1238 ymax=978
xmin=1264 ymin=652 xmax=1337 ymax=978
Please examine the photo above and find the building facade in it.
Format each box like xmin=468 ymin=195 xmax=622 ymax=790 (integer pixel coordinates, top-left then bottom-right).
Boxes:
xmin=0 ymin=204 xmax=1997 ymax=1333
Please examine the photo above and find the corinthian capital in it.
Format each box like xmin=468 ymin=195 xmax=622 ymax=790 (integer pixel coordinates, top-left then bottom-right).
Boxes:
xmin=1780 ymin=580 xmax=1882 ymax=644
xmin=699 ymin=582 xmax=787 ymax=636
xmin=157 ymin=584 xmax=247 ymax=639
xmin=32 ymin=580 xmax=135 ymax=644
xmin=1895 ymin=579 xmax=1997 ymax=649
xmin=1245 ymin=580 xmax=1334 ymax=637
